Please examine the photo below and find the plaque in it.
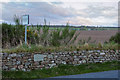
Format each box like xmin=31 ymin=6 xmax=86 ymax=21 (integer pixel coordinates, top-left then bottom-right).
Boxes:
xmin=34 ymin=54 xmax=46 ymax=61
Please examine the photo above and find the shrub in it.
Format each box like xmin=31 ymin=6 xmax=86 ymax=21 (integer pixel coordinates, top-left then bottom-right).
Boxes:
xmin=2 ymin=23 xmax=24 ymax=48
xmin=98 ymin=42 xmax=103 ymax=48
xmin=50 ymin=23 xmax=77 ymax=46
xmin=109 ymin=32 xmax=120 ymax=44
xmin=50 ymin=28 xmax=61 ymax=46
xmin=2 ymin=23 xmax=39 ymax=48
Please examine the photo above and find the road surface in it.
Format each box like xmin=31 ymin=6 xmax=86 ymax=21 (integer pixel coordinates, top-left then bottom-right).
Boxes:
xmin=35 ymin=70 xmax=119 ymax=80
xmin=52 ymin=70 xmax=119 ymax=78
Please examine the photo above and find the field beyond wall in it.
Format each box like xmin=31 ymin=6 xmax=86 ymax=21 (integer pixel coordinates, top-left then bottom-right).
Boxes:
xmin=75 ymin=30 xmax=118 ymax=44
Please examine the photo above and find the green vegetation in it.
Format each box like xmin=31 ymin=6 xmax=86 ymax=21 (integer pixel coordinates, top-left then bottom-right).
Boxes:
xmin=2 ymin=22 xmax=77 ymax=48
xmin=2 ymin=16 xmax=119 ymax=52
xmin=2 ymin=23 xmax=24 ymax=48
xmin=50 ymin=23 xmax=76 ymax=46
xmin=2 ymin=23 xmax=39 ymax=48
xmin=109 ymin=32 xmax=120 ymax=44
xmin=2 ymin=61 xmax=119 ymax=79
xmin=2 ymin=42 xmax=119 ymax=53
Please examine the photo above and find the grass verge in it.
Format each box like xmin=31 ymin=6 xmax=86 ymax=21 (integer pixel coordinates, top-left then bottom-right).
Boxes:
xmin=2 ymin=43 xmax=120 ymax=53
xmin=2 ymin=61 xmax=120 ymax=80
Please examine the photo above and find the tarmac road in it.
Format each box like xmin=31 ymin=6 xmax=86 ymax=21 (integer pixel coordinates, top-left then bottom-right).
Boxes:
xmin=52 ymin=70 xmax=119 ymax=78
xmin=35 ymin=70 xmax=120 ymax=80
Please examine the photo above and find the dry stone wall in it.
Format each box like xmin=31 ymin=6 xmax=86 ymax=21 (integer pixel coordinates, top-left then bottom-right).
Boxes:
xmin=2 ymin=50 xmax=120 ymax=71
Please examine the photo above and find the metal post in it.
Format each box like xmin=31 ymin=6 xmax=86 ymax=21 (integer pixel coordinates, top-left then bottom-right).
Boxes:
xmin=22 ymin=14 xmax=29 ymax=45
xmin=25 ymin=25 xmax=27 ymax=45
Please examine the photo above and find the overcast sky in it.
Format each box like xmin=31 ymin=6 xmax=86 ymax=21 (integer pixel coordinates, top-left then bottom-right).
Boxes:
xmin=0 ymin=0 xmax=119 ymax=27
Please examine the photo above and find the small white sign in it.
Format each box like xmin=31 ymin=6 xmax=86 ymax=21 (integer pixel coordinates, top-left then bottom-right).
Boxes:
xmin=22 ymin=15 xmax=29 ymax=25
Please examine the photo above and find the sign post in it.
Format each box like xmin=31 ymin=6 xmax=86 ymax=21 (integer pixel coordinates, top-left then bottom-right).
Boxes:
xmin=22 ymin=15 xmax=29 ymax=45
xmin=25 ymin=25 xmax=27 ymax=44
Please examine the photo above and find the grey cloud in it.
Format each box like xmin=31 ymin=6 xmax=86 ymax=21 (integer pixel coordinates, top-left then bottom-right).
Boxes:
xmin=1 ymin=2 xmax=118 ymax=26
xmin=2 ymin=2 xmax=75 ymax=24
xmin=74 ymin=2 xmax=117 ymax=19
xmin=84 ymin=3 xmax=117 ymax=18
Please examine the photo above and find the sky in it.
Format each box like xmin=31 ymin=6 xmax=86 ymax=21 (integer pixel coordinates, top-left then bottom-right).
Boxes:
xmin=0 ymin=0 xmax=119 ymax=27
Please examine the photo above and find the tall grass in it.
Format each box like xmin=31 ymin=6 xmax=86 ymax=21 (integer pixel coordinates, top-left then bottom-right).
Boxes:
xmin=2 ymin=21 xmax=77 ymax=48
xmin=2 ymin=17 xmax=119 ymax=50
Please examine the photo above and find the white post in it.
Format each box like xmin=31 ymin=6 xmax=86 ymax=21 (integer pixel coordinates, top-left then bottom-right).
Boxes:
xmin=22 ymin=15 xmax=29 ymax=45
xmin=25 ymin=25 xmax=27 ymax=45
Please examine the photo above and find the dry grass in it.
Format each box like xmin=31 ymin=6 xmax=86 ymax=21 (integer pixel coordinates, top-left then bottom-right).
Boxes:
xmin=2 ymin=43 xmax=119 ymax=53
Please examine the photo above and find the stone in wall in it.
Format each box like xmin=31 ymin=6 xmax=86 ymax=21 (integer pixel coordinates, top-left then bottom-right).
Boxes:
xmin=34 ymin=54 xmax=46 ymax=61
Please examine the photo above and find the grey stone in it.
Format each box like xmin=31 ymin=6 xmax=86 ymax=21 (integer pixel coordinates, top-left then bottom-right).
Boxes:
xmin=95 ymin=53 xmax=98 ymax=55
xmin=94 ymin=60 xmax=99 ymax=63
xmin=13 ymin=59 xmax=16 ymax=61
xmin=106 ymin=59 xmax=110 ymax=61
xmin=88 ymin=51 xmax=93 ymax=53
xmin=74 ymin=58 xmax=79 ymax=61
xmin=82 ymin=50 xmax=85 ymax=53
xmin=0 ymin=53 xmax=3 ymax=55
xmin=97 ymin=50 xmax=101 ymax=53
xmin=100 ymin=53 xmax=105 ymax=55
xmin=17 ymin=54 xmax=22 ymax=57
xmin=73 ymin=61 xmax=78 ymax=65
xmin=25 ymin=62 xmax=30 ymax=65
xmin=3 ymin=65 xmax=8 ymax=70
xmin=22 ymin=68 xmax=26 ymax=71
xmin=88 ymin=54 xmax=91 ymax=57
xmin=18 ymin=65 xmax=23 ymax=69
xmin=45 ymin=66 xmax=50 ymax=69
xmin=34 ymin=61 xmax=39 ymax=65
xmin=48 ymin=55 xmax=53 ymax=59
xmin=74 ymin=51 xmax=77 ymax=53
xmin=62 ymin=61 xmax=66 ymax=64
xmin=26 ymin=69 xmax=31 ymax=71
xmin=25 ymin=65 xmax=28 ymax=68
xmin=74 ymin=56 xmax=77 ymax=58
xmin=101 ymin=59 xmax=105 ymax=61
xmin=51 ymin=61 xmax=55 ymax=63
xmin=7 ymin=57 xmax=10 ymax=59
xmin=21 ymin=53 xmax=25 ymax=57
xmin=54 ymin=55 xmax=58 ymax=58
xmin=82 ymin=60 xmax=86 ymax=63
xmin=78 ymin=61 xmax=82 ymax=64
xmin=28 ymin=58 xmax=32 ymax=61
xmin=9 ymin=53 xmax=17 ymax=57
xmin=11 ymin=68 xmax=16 ymax=71
xmin=89 ymin=61 xmax=93 ymax=63
xmin=34 ymin=54 xmax=47 ymax=61
xmin=3 ymin=53 xmax=8 ymax=57
xmin=49 ymin=63 xmax=56 ymax=68
xmin=59 ymin=52 xmax=62 ymax=54
xmin=16 ymin=61 xmax=21 ymax=65
xmin=6 ymin=61 xmax=12 ymax=65
xmin=83 ymin=56 xmax=87 ymax=58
